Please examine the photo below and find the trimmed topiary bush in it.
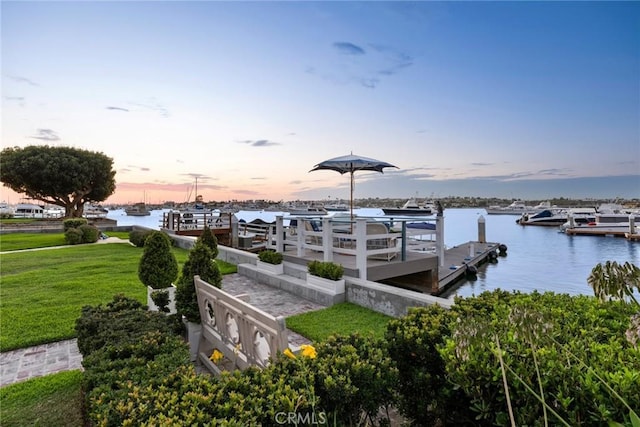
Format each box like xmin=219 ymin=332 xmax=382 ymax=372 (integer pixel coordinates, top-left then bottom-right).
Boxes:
xmin=199 ymin=225 xmax=219 ymax=259
xmin=307 ymin=260 xmax=344 ymax=280
xmin=63 ymin=218 xmax=88 ymax=232
xmin=78 ymin=224 xmax=100 ymax=243
xmin=175 ymin=242 xmax=222 ymax=323
xmin=258 ymin=249 xmax=283 ymax=265
xmin=129 ymin=229 xmax=152 ymax=247
xmin=138 ymin=231 xmax=178 ymax=289
xmin=64 ymin=227 xmax=83 ymax=245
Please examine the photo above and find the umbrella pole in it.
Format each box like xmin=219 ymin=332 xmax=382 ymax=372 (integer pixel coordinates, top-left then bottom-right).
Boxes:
xmin=350 ymin=170 xmax=354 ymax=233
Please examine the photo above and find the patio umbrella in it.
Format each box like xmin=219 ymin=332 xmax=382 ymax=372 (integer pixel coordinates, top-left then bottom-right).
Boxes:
xmin=309 ymin=153 xmax=398 ymax=222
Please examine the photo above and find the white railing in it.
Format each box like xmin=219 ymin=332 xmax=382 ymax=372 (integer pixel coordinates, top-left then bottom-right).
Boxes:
xmin=194 ymin=275 xmax=289 ymax=370
xmin=270 ymin=215 xmax=443 ymax=280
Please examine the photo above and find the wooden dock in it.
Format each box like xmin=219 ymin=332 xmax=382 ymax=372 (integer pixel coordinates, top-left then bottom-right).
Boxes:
xmin=438 ymin=241 xmax=502 ymax=290
xmin=626 ymin=233 xmax=640 ymax=241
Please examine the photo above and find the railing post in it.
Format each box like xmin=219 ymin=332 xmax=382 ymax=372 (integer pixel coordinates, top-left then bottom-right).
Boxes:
xmin=322 ymin=216 xmax=332 ymax=262
xmin=355 ymin=218 xmax=368 ymax=280
xmin=275 ymin=216 xmax=284 ymax=252
xmin=436 ymin=216 xmax=445 ymax=267
xmin=297 ymin=218 xmax=305 ymax=257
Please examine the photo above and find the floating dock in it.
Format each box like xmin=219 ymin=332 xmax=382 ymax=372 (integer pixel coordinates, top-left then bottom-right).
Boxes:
xmin=438 ymin=241 xmax=502 ymax=290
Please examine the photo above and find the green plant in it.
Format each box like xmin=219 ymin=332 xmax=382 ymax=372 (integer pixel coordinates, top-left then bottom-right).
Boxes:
xmin=128 ymin=229 xmax=152 ymax=247
xmin=63 ymin=218 xmax=88 ymax=231
xmin=151 ymin=289 xmax=171 ymax=313
xmin=78 ymin=224 xmax=100 ymax=243
xmin=175 ymin=242 xmax=222 ymax=323
xmin=138 ymin=231 xmax=178 ymax=289
xmin=588 ymin=261 xmax=640 ymax=306
xmin=64 ymin=228 xmax=83 ymax=245
xmin=258 ymin=249 xmax=283 ymax=265
xmin=307 ymin=260 xmax=344 ymax=280
xmin=198 ymin=224 xmax=219 ymax=258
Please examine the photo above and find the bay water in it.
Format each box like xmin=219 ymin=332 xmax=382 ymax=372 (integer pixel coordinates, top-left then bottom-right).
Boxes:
xmin=107 ymin=207 xmax=639 ymax=300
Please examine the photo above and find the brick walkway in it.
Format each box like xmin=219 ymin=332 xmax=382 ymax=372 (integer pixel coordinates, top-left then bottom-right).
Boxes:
xmin=0 ymin=273 xmax=324 ymax=387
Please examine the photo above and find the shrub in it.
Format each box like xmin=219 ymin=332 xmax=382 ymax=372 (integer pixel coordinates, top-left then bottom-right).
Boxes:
xmin=175 ymin=242 xmax=222 ymax=323
xmin=198 ymin=225 xmax=219 ymax=258
xmin=442 ymin=291 xmax=640 ymax=426
xmin=258 ymin=249 xmax=283 ymax=265
xmin=312 ymin=334 xmax=398 ymax=425
xmin=385 ymin=305 xmax=469 ymax=425
xmin=138 ymin=231 xmax=178 ymax=289
xmin=64 ymin=228 xmax=83 ymax=245
xmin=78 ymin=224 xmax=100 ymax=243
xmin=150 ymin=290 xmax=171 ymax=313
xmin=308 ymin=260 xmax=344 ymax=280
xmin=63 ymin=218 xmax=88 ymax=232
xmin=129 ymin=229 xmax=152 ymax=247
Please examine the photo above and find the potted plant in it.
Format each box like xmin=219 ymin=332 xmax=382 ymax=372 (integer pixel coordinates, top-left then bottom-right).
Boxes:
xmin=138 ymin=231 xmax=178 ymax=313
xmin=257 ymin=250 xmax=284 ymax=275
xmin=175 ymin=241 xmax=222 ymax=361
xmin=306 ymin=260 xmax=345 ymax=294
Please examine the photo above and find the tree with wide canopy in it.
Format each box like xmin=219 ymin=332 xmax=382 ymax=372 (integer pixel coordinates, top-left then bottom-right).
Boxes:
xmin=0 ymin=145 xmax=116 ymax=218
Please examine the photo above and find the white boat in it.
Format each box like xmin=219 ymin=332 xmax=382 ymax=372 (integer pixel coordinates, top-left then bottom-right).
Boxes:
xmin=517 ymin=207 xmax=596 ymax=226
xmin=125 ymin=202 xmax=151 ymax=216
xmin=13 ymin=202 xmax=45 ymax=218
xmin=83 ymin=203 xmax=109 ymax=219
xmin=562 ymin=205 xmax=640 ymax=236
xmin=286 ymin=203 xmax=328 ymax=216
xmin=382 ymin=198 xmax=436 ymax=216
xmin=323 ymin=203 xmax=349 ymax=212
xmin=0 ymin=201 xmax=14 ymax=216
xmin=485 ymin=200 xmax=537 ymax=215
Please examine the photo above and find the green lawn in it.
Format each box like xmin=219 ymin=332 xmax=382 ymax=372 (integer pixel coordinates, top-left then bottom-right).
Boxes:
xmin=0 ymin=231 xmax=132 ymax=252
xmin=1 ymin=243 xmax=189 ymax=351
xmin=0 ymin=370 xmax=84 ymax=427
xmin=285 ymin=302 xmax=392 ymax=342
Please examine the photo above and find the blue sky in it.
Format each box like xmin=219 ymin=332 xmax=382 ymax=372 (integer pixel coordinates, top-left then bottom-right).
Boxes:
xmin=2 ymin=1 xmax=639 ymax=204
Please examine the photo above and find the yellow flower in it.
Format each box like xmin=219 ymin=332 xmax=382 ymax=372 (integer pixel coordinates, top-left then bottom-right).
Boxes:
xmin=283 ymin=348 xmax=297 ymax=360
xmin=300 ymin=344 xmax=317 ymax=359
xmin=209 ymin=349 xmax=224 ymax=364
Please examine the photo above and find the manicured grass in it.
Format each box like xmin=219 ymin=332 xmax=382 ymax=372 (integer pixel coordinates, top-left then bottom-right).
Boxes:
xmin=0 ymin=231 xmax=132 ymax=252
xmin=285 ymin=302 xmax=392 ymax=342
xmin=0 ymin=233 xmax=69 ymax=251
xmin=1 ymin=240 xmax=236 ymax=351
xmin=0 ymin=370 xmax=84 ymax=427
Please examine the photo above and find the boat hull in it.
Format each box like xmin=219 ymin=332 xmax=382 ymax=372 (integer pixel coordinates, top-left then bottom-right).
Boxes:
xmin=382 ymin=208 xmax=433 ymax=216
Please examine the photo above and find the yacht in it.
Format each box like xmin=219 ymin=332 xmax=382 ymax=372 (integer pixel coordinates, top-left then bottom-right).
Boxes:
xmin=517 ymin=207 xmax=596 ymax=226
xmin=561 ymin=203 xmax=640 ymax=236
xmin=382 ymin=198 xmax=436 ymax=216
xmin=0 ymin=201 xmax=14 ymax=216
xmin=485 ymin=200 xmax=537 ymax=215
xmin=14 ymin=202 xmax=45 ymax=218
xmin=83 ymin=203 xmax=109 ymax=219
xmin=125 ymin=202 xmax=151 ymax=216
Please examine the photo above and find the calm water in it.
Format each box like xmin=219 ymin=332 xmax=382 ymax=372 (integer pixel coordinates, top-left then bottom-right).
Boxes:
xmin=107 ymin=208 xmax=639 ymax=300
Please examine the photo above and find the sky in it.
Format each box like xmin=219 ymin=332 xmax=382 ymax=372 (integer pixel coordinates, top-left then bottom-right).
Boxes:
xmin=2 ymin=1 xmax=639 ymax=205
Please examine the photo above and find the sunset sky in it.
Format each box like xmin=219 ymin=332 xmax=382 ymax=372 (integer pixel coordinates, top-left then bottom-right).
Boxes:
xmin=2 ymin=1 xmax=639 ymax=205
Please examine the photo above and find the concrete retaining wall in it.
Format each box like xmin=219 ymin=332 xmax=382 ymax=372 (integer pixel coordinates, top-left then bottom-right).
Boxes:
xmin=345 ymin=278 xmax=452 ymax=317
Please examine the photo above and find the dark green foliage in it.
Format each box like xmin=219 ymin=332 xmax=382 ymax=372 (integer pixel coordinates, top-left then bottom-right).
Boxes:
xmin=74 ymin=294 xmax=176 ymax=357
xmin=312 ymin=334 xmax=398 ymax=425
xmin=78 ymin=224 xmax=99 ymax=243
xmin=63 ymin=218 xmax=88 ymax=232
xmin=198 ymin=225 xmax=219 ymax=258
xmin=64 ymin=228 xmax=83 ymax=245
xmin=175 ymin=242 xmax=222 ymax=323
xmin=150 ymin=289 xmax=171 ymax=313
xmin=385 ymin=305 xmax=471 ymax=426
xmin=308 ymin=260 xmax=344 ymax=280
xmin=138 ymin=231 xmax=178 ymax=289
xmin=128 ymin=229 xmax=152 ymax=247
xmin=0 ymin=145 xmax=116 ymax=218
xmin=258 ymin=249 xmax=283 ymax=265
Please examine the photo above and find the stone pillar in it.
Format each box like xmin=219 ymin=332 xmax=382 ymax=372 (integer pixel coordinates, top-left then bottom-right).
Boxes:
xmin=275 ymin=216 xmax=284 ymax=252
xmin=478 ymin=215 xmax=486 ymax=243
